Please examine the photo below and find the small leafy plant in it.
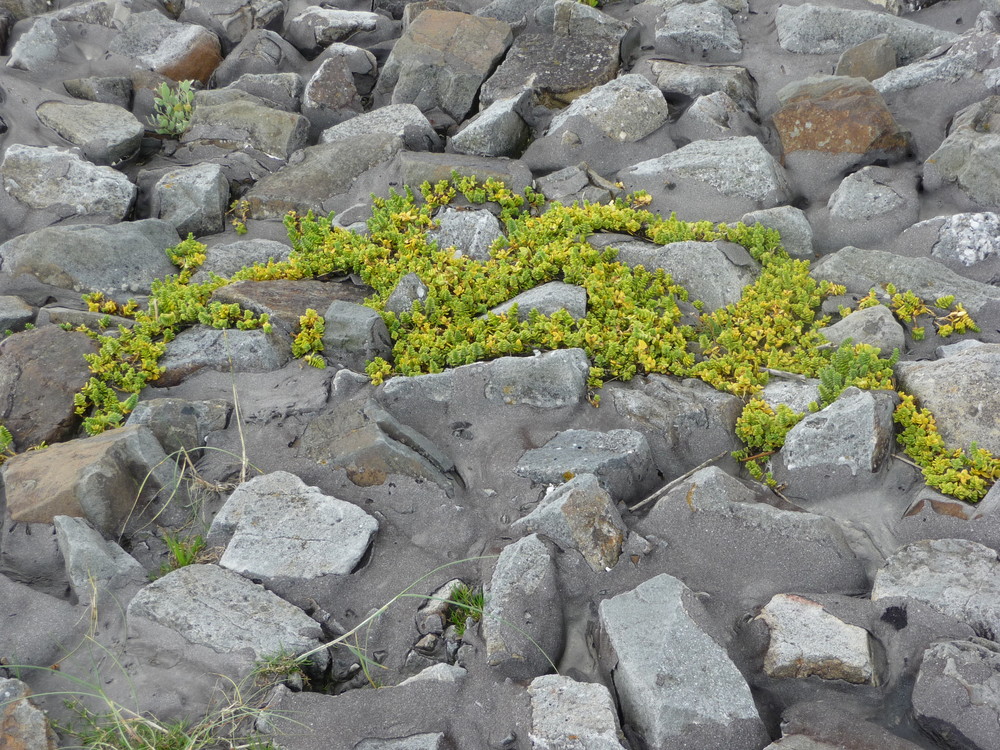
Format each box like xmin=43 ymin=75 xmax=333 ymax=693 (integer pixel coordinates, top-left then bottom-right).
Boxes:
xmin=252 ymin=650 xmax=312 ymax=687
xmin=291 ymin=309 xmax=326 ymax=369
xmin=732 ymin=399 xmax=805 ymax=485
xmin=148 ymin=80 xmax=195 ymax=137
xmin=812 ymin=339 xmax=899 ymax=411
xmin=447 ymin=583 xmax=485 ymax=637
xmin=154 ymin=531 xmax=207 ymax=579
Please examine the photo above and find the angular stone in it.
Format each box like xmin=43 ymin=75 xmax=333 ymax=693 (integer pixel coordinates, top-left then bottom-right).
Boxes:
xmin=918 ymin=212 xmax=1000 ymax=267
xmin=449 ymin=95 xmax=530 ymax=158
xmin=7 ymin=17 xmax=70 ymax=73
xmin=528 ymin=674 xmax=624 ymax=749
xmin=383 ymin=273 xmax=429 ymax=317
xmin=634 ymin=58 xmax=758 ymax=115
xmin=655 ymin=0 xmax=742 ymax=63
xmin=820 ymin=305 xmax=905 ymax=355
xmin=836 ymin=35 xmax=896 ymax=81
xmin=868 ymin=0 xmax=947 ymax=15
xmin=484 ymin=348 xmax=590 ymax=408
xmin=426 ymin=207 xmax=503 ymax=262
xmin=375 ymin=10 xmax=512 ymax=123
xmin=552 ymin=0 xmax=629 ymax=44
xmin=228 ymin=72 xmax=303 ymax=112
xmin=2 ymin=425 xmax=174 ymax=535
xmin=151 ymin=163 xmax=230 ymax=237
xmin=598 ymin=574 xmax=768 ymax=749
xmin=109 ymin=11 xmax=223 ymax=84
xmin=209 ymin=471 xmax=378 ymax=580
xmin=0 ymin=679 xmax=57 ymax=750
xmin=156 ymin=327 xmax=291 ymax=387
xmin=828 ymin=165 xmax=916 ymax=221
xmin=741 ymin=206 xmax=814 ymax=259
xmin=321 ymin=104 xmax=437 ymax=151
xmin=773 ymin=75 xmax=909 ymax=158
xmin=209 ymin=29 xmax=308 ymax=88
xmin=127 ymin=564 xmax=329 ymax=671
xmin=548 ymin=74 xmax=670 ymax=144
xmin=512 ymin=473 xmax=625 ymax=572
xmin=490 ymin=281 xmax=586 ymax=322
xmin=178 ymin=0 xmax=285 ymax=54
xmin=894 ymin=344 xmax=1000 ymax=455
xmin=181 ymin=97 xmax=310 ymax=161
xmin=125 ymin=398 xmax=231 ymax=457
xmin=480 ymin=32 xmax=619 ymax=109
xmin=285 ymin=7 xmax=380 ymax=55
xmin=872 ymin=538 xmax=1000 ymax=639
xmin=924 ymin=96 xmax=1000 ymax=208
xmin=53 ymin=515 xmax=147 ymax=605
xmin=0 ymin=296 xmax=33 ymax=332
xmin=302 ymin=56 xmax=364 ymax=133
xmin=192 ymin=239 xmax=292 ymax=281
xmin=322 ymin=300 xmax=394 ymax=372
xmin=35 ymin=101 xmax=143 ymax=166
xmin=316 ymin=43 xmax=380 ymax=97
xmin=483 ymin=534 xmax=563 ymax=680
xmin=516 ymin=428 xmax=653 ymax=503
xmin=758 ymin=594 xmax=876 ymax=684
xmin=63 ymin=76 xmax=133 ymax=109
xmin=673 ymin=91 xmax=761 ymax=143
xmin=1 ymin=145 xmax=136 ymax=222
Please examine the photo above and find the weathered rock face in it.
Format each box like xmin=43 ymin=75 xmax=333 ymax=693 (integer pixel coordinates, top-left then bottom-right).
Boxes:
xmin=924 ymin=96 xmax=1000 ymax=208
xmin=35 ymin=101 xmax=143 ymax=166
xmin=109 ymin=11 xmax=223 ymax=84
xmin=0 ymin=678 xmax=58 ymax=750
xmin=527 ymin=675 xmax=624 ymax=749
xmin=654 ymin=0 xmax=743 ymax=63
xmin=181 ymin=96 xmax=310 ymax=161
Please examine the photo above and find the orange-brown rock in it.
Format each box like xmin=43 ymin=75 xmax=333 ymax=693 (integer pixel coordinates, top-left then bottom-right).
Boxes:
xmin=772 ymin=74 xmax=909 ymax=158
xmin=0 ymin=679 xmax=57 ymax=750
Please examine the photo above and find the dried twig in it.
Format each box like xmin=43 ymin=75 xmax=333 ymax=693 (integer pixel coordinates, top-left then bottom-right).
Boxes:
xmin=628 ymin=451 xmax=729 ymax=512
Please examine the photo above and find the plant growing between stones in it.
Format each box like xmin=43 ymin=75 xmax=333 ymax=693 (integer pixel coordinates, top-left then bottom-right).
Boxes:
xmin=446 ymin=583 xmax=485 ymax=637
xmin=290 ymin=308 xmax=326 ymax=368
xmin=147 ymin=80 xmax=195 ymax=138
xmin=153 ymin=531 xmax=208 ymax=580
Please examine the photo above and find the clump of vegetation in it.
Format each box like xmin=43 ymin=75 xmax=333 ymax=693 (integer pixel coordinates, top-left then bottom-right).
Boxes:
xmin=147 ymin=80 xmax=195 ymax=138
xmin=850 ymin=285 xmax=981 ymax=341
xmin=732 ymin=399 xmax=805 ymax=485
xmin=447 ymin=583 xmax=485 ymax=637
xmin=291 ymin=308 xmax=326 ymax=369
xmin=252 ymin=650 xmax=312 ymax=687
xmin=813 ymin=339 xmax=899 ymax=411
xmin=153 ymin=531 xmax=207 ymax=579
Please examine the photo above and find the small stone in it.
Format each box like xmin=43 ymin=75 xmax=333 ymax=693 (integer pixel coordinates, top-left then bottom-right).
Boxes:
xmin=528 ymin=674 xmax=624 ymax=749
xmin=151 ymin=163 xmax=230 ymax=237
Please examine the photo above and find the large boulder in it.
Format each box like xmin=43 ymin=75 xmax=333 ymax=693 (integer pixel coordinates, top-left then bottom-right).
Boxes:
xmin=924 ymin=96 xmax=1000 ymax=208
xmin=109 ymin=11 xmax=223 ymax=84
xmin=35 ymin=100 xmax=143 ymax=165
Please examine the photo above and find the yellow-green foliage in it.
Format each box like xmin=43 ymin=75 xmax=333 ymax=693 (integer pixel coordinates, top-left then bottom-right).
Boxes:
xmin=850 ymin=285 xmax=980 ymax=341
xmin=732 ymin=399 xmax=805 ymax=484
xmin=292 ymin=308 xmax=326 ymax=369
xmin=813 ymin=339 xmax=899 ymax=411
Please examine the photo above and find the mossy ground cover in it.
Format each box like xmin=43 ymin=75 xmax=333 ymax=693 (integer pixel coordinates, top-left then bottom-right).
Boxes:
xmin=69 ymin=177 xmax=999 ymax=501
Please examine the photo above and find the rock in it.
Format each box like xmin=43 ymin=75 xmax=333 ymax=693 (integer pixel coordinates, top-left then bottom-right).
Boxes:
xmin=449 ymin=95 xmax=530 ymax=158
xmin=775 ymin=3 xmax=956 ymax=65
xmin=910 ymin=212 xmax=1000 ymax=268
xmin=552 ymin=0 xmax=630 ymax=45
xmin=547 ymin=74 xmax=670 ymax=144
xmin=512 ymin=473 xmax=626 ymax=572
xmin=285 ymin=7 xmax=380 ymax=55
xmin=816 ymin=165 xmax=919 ymax=251
xmin=53 ymin=515 xmax=147 ymax=605
xmin=321 ymin=104 xmax=438 ymax=151
xmin=483 ymin=534 xmax=563 ymax=680
xmin=528 ymin=674 xmax=624 ymax=749
xmin=0 ymin=327 xmax=96 ymax=450
xmin=191 ymin=239 xmax=292 ymax=281
xmin=35 ymin=101 xmax=143 ymax=166
xmin=425 ymin=207 xmax=502 ymax=263
xmin=480 ymin=32 xmax=619 ymax=109
xmin=125 ymin=398 xmax=231 ymax=457
xmin=533 ymin=163 xmax=622 ymax=206
xmin=911 ymin=638 xmax=1000 ymax=748
xmin=209 ymin=29 xmax=307 ymax=88
xmin=2 ymin=425 xmax=175 ymax=536
xmin=868 ymin=0 xmax=947 ymax=13
xmin=773 ymin=387 xmax=899 ymax=500
xmin=151 ymin=163 xmax=230 ymax=237
xmin=156 ymin=327 xmax=291 ymax=387
xmin=384 ymin=273 xmax=429 ymax=316
xmin=484 ymin=348 xmax=591 ymax=408
xmin=741 ymin=206 xmax=814 ymax=259
xmin=181 ymin=96 xmax=310 ymax=161
xmin=397 ymin=663 xmax=467 ymax=686
xmin=516 ymin=428 xmax=653 ymax=504
xmin=353 ymin=735 xmax=448 ymax=750
xmin=244 ymin=134 xmax=403 ymax=219
xmin=673 ymin=91 xmax=761 ymax=143
xmin=489 ymin=281 xmax=587 ymax=321
xmin=127 ymin=564 xmax=329 ymax=672
xmin=208 ymin=471 xmax=378 ymax=580
xmin=178 ymin=0 xmax=285 ymax=54
xmin=772 ymin=76 xmax=909 ymax=159
xmin=820 ymin=305 xmax=905 ymax=355
xmin=0 ymin=678 xmax=57 ymax=750
xmin=109 ymin=11 xmax=223 ymax=84
xmin=633 ymin=58 xmax=758 ymax=115
xmin=0 ymin=295 xmax=33 ymax=332
xmin=395 ymin=151 xmax=534 ymax=200
xmin=872 ymin=538 xmax=1000 ymax=639
xmin=598 ymin=574 xmax=769 ymax=749
xmin=761 ymin=379 xmax=821 ymax=415
xmin=757 ymin=593 xmax=877 ymax=684
xmin=894 ymin=344 xmax=1000 ymax=454
xmin=374 ymin=10 xmax=512 ymax=123
xmin=322 ymin=300 xmax=394 ymax=372
xmin=63 ymin=76 xmax=133 ymax=109
xmin=316 ymin=43 xmax=380 ymax=96
xmin=636 ymin=467 xmax=868 ymax=605
xmin=836 ymin=35 xmax=897 ymax=81
xmin=771 ymin=702 xmax=928 ymax=750
xmin=655 ymin=0 xmax=742 ymax=63
xmin=924 ymin=96 xmax=1000 ymax=208
xmin=7 ymin=17 xmax=69 ymax=73
xmin=228 ymin=72 xmax=303 ymax=111
xmin=1 ymin=145 xmax=136 ymax=222
xmin=617 ymin=136 xmax=791 ymax=222
xmin=301 ymin=56 xmax=364 ymax=135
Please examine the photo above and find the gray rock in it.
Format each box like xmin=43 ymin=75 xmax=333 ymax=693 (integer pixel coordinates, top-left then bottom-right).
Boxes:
xmin=0 ymin=295 xmax=33 ymax=332
xmin=53 ymin=515 xmax=146 ymax=605
xmin=7 ymin=17 xmax=67 ymax=72
xmin=911 ymin=638 xmax=1000 ymax=748
xmin=490 ymin=281 xmax=587 ymax=321
xmin=598 ymin=574 xmax=768 ymax=749
xmin=935 ymin=338 xmax=987 ymax=359
xmin=827 ymin=166 xmax=916 ymax=222
xmin=484 ymin=348 xmax=590 ymax=408
xmin=1 ymin=145 xmax=136 ymax=222
xmin=775 ymin=3 xmax=956 ymax=65
xmin=0 ymin=678 xmax=57 ymax=750
xmin=820 ymin=305 xmax=905 ymax=354
xmin=552 ymin=0 xmax=630 ymax=44
xmin=354 ymin=734 xmax=448 ymax=750
xmin=209 ymin=471 xmax=378 ymax=579
xmin=528 ymin=674 xmax=624 ymax=749
xmin=323 ymin=300 xmax=393 ymax=372
xmin=228 ymin=72 xmax=303 ymax=112
xmin=774 ymin=387 xmax=899 ymax=500
xmin=178 ymin=0 xmax=285 ymax=54
xmin=209 ymin=29 xmax=307 ymax=88
xmin=426 ymin=207 xmax=502 ymax=262
xmin=126 ymin=398 xmax=231 ymax=457
xmin=741 ymin=206 xmax=814 ymax=259
xmin=285 ymin=7 xmax=380 ymax=55
xmin=924 ymin=96 xmax=1000 ymax=208
xmin=618 ymin=136 xmax=791 ymax=222
xmin=449 ymin=95 xmax=530 ymax=158
xmin=917 ymin=212 xmax=1000 ymax=267
xmin=894 ymin=344 xmax=1000 ymax=454
xmin=151 ymin=163 xmax=230 ymax=237
xmin=474 ymin=0 xmax=549 ymax=28
xmin=533 ymin=163 xmax=621 ymax=206
xmin=192 ymin=238 xmax=292 ymax=281
xmin=655 ymin=0 xmax=742 ymax=62
xmin=182 ymin=96 xmax=310 ymax=161
xmin=672 ymin=91 xmax=761 ymax=143
xmin=633 ymin=58 xmax=758 ymax=115
xmin=156 ymin=327 xmax=292 ymax=387
xmin=63 ymin=76 xmax=133 ymax=109
xmin=516 ymin=428 xmax=653 ymax=503
xmin=757 ymin=593 xmax=876 ymax=684
xmin=317 ymin=43 xmax=380 ymax=97
xmin=374 ymin=10 xmax=512 ymax=123
xmin=636 ymin=467 xmax=868 ymax=605
xmin=395 ymin=151 xmax=534 ymax=200
xmin=761 ymin=378 xmax=821 ymax=414
xmin=397 ymin=663 xmax=467 ymax=686
xmin=872 ymin=538 xmax=1000 ymax=639
xmin=35 ymin=100 xmax=143 ymax=166
xmin=548 ymin=74 xmax=670 ymax=144
xmin=483 ymin=534 xmax=563 ymax=680
xmin=836 ymin=35 xmax=897 ymax=81
xmin=321 ymin=104 xmax=437 ymax=151
xmin=301 ymin=56 xmax=364 ymax=134
xmin=0 ymin=220 xmax=178 ymax=295
xmin=385 ymin=272 xmax=429 ymax=316
xmin=109 ymin=11 xmax=223 ymax=84
xmin=512 ymin=473 xmax=625 ymax=572
xmin=127 ymin=564 xmax=329 ymax=672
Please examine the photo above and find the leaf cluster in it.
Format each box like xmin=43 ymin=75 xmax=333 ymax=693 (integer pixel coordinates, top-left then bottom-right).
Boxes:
xmin=291 ymin=308 xmax=326 ymax=369
xmin=732 ymin=399 xmax=805 ymax=484
xmin=813 ymin=339 xmax=899 ymax=410
xmin=147 ymin=80 xmax=195 ymax=138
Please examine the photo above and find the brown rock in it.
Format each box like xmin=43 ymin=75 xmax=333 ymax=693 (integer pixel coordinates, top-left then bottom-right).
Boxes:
xmin=0 ymin=327 xmax=98 ymax=450
xmin=0 ymin=678 xmax=57 ymax=750
xmin=772 ymin=75 xmax=909 ymax=158
xmin=110 ymin=12 xmax=223 ymax=85
xmin=835 ymin=35 xmax=897 ymax=81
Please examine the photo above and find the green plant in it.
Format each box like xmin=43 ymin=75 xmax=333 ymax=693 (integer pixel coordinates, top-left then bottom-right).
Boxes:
xmin=251 ymin=650 xmax=312 ymax=687
xmin=812 ymin=339 xmax=899 ymax=410
xmin=228 ymin=200 xmax=251 ymax=235
xmin=290 ymin=309 xmax=325 ymax=368
xmin=731 ymin=399 xmax=805 ymax=485
xmin=446 ymin=583 xmax=485 ymax=637
xmin=147 ymin=80 xmax=195 ymax=137
xmin=154 ymin=531 xmax=207 ymax=579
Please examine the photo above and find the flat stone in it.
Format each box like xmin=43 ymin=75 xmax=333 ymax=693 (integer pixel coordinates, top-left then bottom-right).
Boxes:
xmin=228 ymin=72 xmax=304 ymax=111
xmin=655 ymin=0 xmax=742 ymax=62
xmin=321 ymin=104 xmax=437 ymax=151
xmin=127 ymin=563 xmax=329 ymax=671
xmin=151 ymin=162 xmax=230 ymax=237
xmin=354 ymin=734 xmax=447 ymax=750
xmin=820 ymin=305 xmax=905 ymax=354
xmin=836 ymin=35 xmax=897 ymax=81
xmin=484 ymin=348 xmax=591 ymax=408
xmin=598 ymin=574 xmax=768 ymax=749
xmin=209 ymin=471 xmax=378 ymax=579
xmin=125 ymin=398 xmax=231 ymax=457
xmin=489 ymin=281 xmax=587 ymax=321
xmin=181 ymin=96 xmax=310 ymax=161
xmin=35 ymin=100 xmax=143 ymax=165
xmin=53 ymin=515 xmax=147 ymax=605
xmin=872 ymin=538 xmax=1000 ymax=639
xmin=0 ymin=295 xmax=33 ymax=332
xmin=156 ymin=327 xmax=291 ymax=387
xmin=673 ymin=91 xmax=761 ymax=143
xmin=528 ymin=674 xmax=624 ymax=749
xmin=758 ymin=593 xmax=876 ymax=684
xmin=109 ymin=11 xmax=223 ymax=84
xmin=62 ymin=76 xmax=133 ymax=109
xmin=449 ymin=95 xmax=530 ymax=158
xmin=548 ymin=74 xmax=670 ymax=144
